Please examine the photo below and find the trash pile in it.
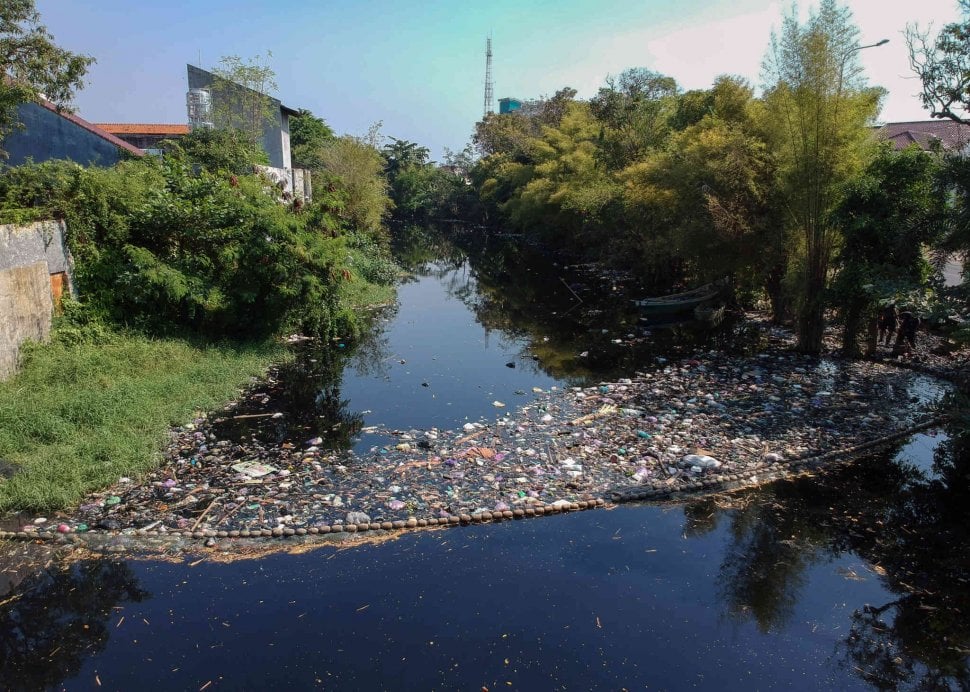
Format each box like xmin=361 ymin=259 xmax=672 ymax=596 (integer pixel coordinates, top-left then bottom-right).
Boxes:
xmin=11 ymin=349 xmax=943 ymax=542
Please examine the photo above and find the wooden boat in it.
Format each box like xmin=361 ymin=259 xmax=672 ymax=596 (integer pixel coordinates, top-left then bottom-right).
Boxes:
xmin=633 ymin=278 xmax=727 ymax=317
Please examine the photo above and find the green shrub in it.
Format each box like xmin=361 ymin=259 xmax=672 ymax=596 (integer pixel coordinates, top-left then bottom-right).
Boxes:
xmin=0 ymin=157 xmax=391 ymax=340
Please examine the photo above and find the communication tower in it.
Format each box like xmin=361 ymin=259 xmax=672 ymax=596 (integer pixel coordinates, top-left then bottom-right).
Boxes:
xmin=483 ymin=37 xmax=494 ymax=118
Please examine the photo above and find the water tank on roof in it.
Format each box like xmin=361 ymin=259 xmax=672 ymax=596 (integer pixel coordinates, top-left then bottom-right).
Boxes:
xmin=186 ymin=88 xmax=212 ymax=130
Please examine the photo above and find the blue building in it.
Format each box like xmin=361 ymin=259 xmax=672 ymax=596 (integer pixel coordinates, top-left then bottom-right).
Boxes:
xmin=2 ymin=98 xmax=144 ymax=166
xmin=499 ymin=97 xmax=523 ymax=114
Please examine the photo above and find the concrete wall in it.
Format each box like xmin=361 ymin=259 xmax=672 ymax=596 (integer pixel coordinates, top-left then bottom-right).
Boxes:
xmin=2 ymin=102 xmax=127 ymax=167
xmin=0 ymin=220 xmax=74 ymax=380
xmin=292 ymin=167 xmax=312 ymax=202
xmin=255 ymin=166 xmax=313 ymax=202
xmin=187 ymin=64 xmax=288 ymax=169
xmin=0 ymin=262 xmax=52 ymax=379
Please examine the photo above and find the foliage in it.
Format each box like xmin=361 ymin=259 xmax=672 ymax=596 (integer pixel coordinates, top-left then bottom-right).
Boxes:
xmin=380 ymin=137 xmax=472 ymax=221
xmin=831 ymin=144 xmax=947 ymax=354
xmin=0 ymin=327 xmax=284 ymax=511
xmin=761 ymin=0 xmax=884 ymax=352
xmin=290 ymin=108 xmax=334 ymax=168
xmin=160 ymin=125 xmax=267 ymax=174
xmin=621 ymin=89 xmax=780 ymax=291
xmin=0 ymin=156 xmax=381 ymax=340
xmin=590 ymin=68 xmax=679 ymax=167
xmin=383 ymin=137 xmax=430 ymax=175
xmin=0 ymin=0 xmax=93 ymax=153
xmin=907 ymin=0 xmax=970 ymax=124
xmin=315 ymin=133 xmax=391 ymax=235
xmin=208 ymin=52 xmax=278 ymax=153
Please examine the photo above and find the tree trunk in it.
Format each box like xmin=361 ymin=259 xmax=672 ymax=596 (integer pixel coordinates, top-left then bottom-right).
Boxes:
xmin=765 ymin=263 xmax=789 ymax=324
xmin=796 ymin=272 xmax=826 ymax=354
xmin=841 ymin=300 xmax=865 ymax=358
xmin=864 ymin=314 xmax=878 ymax=357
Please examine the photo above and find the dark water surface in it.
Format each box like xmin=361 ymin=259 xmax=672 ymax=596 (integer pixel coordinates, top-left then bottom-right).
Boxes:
xmin=2 ymin=229 xmax=968 ymax=690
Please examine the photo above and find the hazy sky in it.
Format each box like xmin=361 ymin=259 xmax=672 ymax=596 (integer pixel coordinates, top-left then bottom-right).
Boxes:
xmin=35 ymin=0 xmax=963 ymax=160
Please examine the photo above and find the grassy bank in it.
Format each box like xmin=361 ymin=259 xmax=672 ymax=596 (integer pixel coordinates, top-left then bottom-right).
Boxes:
xmin=0 ymin=332 xmax=286 ymax=513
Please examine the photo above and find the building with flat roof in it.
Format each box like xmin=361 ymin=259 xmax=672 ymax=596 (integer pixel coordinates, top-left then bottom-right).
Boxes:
xmin=498 ymin=97 xmax=522 ymax=114
xmin=186 ymin=64 xmax=297 ymax=171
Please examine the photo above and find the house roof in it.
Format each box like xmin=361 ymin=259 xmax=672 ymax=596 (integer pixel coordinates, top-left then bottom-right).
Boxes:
xmin=876 ymin=120 xmax=970 ymax=152
xmin=33 ymin=98 xmax=145 ymax=157
xmin=97 ymin=123 xmax=190 ymax=136
xmin=0 ymin=74 xmax=146 ymax=158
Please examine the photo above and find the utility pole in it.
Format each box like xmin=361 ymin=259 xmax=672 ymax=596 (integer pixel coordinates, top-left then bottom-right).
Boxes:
xmin=483 ymin=36 xmax=494 ymax=118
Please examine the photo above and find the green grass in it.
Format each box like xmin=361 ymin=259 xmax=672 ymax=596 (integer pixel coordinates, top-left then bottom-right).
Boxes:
xmin=0 ymin=331 xmax=285 ymax=513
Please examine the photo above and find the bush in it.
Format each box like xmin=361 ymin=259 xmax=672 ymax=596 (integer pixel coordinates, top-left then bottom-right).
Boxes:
xmin=0 ymin=156 xmax=383 ymax=340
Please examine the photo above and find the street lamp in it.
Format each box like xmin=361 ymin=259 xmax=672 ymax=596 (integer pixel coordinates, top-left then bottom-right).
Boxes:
xmin=839 ymin=39 xmax=889 ymax=89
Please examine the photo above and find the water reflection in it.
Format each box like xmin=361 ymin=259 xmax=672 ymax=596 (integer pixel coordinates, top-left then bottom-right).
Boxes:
xmin=705 ymin=427 xmax=970 ymax=688
xmin=0 ymin=427 xmax=966 ymax=689
xmin=209 ymin=343 xmax=369 ymax=451
xmin=0 ymin=555 xmax=148 ymax=689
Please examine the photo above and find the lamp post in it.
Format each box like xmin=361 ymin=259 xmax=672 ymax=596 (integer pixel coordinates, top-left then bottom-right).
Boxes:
xmin=838 ymin=39 xmax=889 ymax=94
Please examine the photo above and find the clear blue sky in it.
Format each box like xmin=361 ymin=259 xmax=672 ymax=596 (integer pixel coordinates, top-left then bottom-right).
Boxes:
xmin=36 ymin=0 xmax=962 ymax=160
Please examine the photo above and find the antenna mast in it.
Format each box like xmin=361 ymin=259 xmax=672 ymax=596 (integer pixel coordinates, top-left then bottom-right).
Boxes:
xmin=483 ymin=36 xmax=494 ymax=118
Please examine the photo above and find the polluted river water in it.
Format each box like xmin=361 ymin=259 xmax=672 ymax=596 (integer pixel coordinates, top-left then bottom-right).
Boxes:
xmin=1 ymin=229 xmax=968 ymax=689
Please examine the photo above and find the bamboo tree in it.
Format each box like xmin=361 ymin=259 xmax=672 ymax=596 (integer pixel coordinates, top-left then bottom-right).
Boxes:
xmin=762 ymin=0 xmax=884 ymax=353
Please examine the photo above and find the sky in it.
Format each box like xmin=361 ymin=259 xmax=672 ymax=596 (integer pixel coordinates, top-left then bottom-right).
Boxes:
xmin=34 ymin=0 xmax=965 ymax=160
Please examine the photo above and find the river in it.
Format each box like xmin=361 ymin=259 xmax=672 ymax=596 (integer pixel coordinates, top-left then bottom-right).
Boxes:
xmin=1 ymin=227 xmax=967 ymax=690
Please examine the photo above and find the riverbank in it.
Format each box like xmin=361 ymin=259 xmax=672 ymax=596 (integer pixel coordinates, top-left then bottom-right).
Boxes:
xmin=2 ymin=317 xmax=960 ymax=544
xmin=0 ymin=332 xmax=286 ymax=513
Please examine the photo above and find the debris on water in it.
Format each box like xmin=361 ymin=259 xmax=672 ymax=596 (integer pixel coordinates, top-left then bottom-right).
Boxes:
xmin=231 ymin=461 xmax=278 ymax=478
xmin=52 ymin=344 xmax=951 ymax=540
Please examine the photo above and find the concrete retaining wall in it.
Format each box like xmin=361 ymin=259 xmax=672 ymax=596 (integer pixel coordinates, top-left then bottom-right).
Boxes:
xmin=0 ymin=220 xmax=74 ymax=380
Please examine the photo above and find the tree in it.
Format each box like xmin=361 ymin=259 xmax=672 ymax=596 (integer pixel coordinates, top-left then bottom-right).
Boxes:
xmin=160 ymin=125 xmax=267 ymax=174
xmin=908 ymin=1 xmax=970 ymax=296
xmin=382 ymin=137 xmax=430 ymax=176
xmin=761 ymin=0 xmax=884 ymax=353
xmin=831 ymin=144 xmax=946 ymax=356
xmin=317 ymin=134 xmax=390 ymax=235
xmin=290 ymin=108 xmax=334 ymax=168
xmin=209 ymin=52 xmax=278 ymax=153
xmin=621 ymin=79 xmax=779 ymax=292
xmin=0 ymin=0 xmax=93 ymax=154
xmin=907 ymin=0 xmax=970 ymax=124
xmin=590 ymin=68 xmax=679 ymax=167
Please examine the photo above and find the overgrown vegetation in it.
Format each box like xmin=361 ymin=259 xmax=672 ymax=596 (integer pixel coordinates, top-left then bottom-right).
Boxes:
xmin=0 ymin=323 xmax=286 ymax=512
xmin=0 ymin=0 xmax=93 ymax=153
xmin=0 ymin=22 xmax=402 ymax=509
xmin=463 ymin=0 xmax=967 ymax=357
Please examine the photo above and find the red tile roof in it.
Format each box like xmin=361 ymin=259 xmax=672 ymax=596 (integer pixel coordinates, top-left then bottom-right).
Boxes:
xmin=876 ymin=120 xmax=970 ymax=152
xmin=97 ymin=123 xmax=190 ymax=136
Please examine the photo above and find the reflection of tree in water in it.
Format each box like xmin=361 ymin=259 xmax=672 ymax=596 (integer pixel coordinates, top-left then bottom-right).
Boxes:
xmin=392 ymin=224 xmax=467 ymax=276
xmin=0 ymin=559 xmax=149 ymax=691
xmin=709 ymin=426 xmax=970 ymax=688
xmin=212 ymin=340 xmax=376 ymax=450
xmin=349 ymin=303 xmax=397 ymax=379
xmin=681 ymin=498 xmax=722 ymax=539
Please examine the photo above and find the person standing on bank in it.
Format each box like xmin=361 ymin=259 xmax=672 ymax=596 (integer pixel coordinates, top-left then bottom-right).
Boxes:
xmin=878 ymin=303 xmax=898 ymax=346
xmin=893 ymin=311 xmax=920 ymax=355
